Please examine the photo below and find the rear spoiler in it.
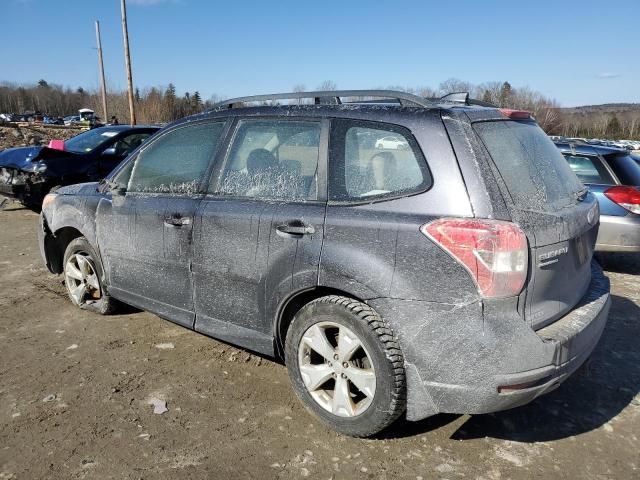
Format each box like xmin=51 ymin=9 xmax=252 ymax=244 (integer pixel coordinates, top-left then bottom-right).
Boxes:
xmin=436 ymin=92 xmax=497 ymax=108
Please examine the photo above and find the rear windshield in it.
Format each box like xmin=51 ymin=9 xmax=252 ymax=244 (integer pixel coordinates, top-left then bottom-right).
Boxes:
xmin=474 ymin=120 xmax=584 ymax=212
xmin=603 ymin=153 xmax=640 ymax=186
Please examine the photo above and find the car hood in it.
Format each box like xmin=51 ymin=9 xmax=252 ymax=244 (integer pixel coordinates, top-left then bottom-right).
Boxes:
xmin=0 ymin=146 xmax=78 ymax=170
xmin=57 ymin=182 xmax=102 ymax=196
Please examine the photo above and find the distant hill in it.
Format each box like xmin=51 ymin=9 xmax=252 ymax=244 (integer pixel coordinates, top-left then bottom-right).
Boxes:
xmin=560 ymin=103 xmax=640 ymax=114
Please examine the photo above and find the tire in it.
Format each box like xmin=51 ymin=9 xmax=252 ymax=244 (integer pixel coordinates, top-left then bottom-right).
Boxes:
xmin=285 ymin=295 xmax=406 ymax=437
xmin=62 ymin=237 xmax=117 ymax=315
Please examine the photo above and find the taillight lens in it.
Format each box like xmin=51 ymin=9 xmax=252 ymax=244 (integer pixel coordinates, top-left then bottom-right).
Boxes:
xmin=499 ymin=108 xmax=531 ymax=119
xmin=421 ymin=218 xmax=528 ymax=298
xmin=604 ymin=186 xmax=640 ymax=214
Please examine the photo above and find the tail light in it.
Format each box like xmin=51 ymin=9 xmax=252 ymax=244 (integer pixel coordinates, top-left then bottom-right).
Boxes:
xmin=421 ymin=218 xmax=528 ymax=298
xmin=604 ymin=186 xmax=640 ymax=214
xmin=499 ymin=109 xmax=531 ymax=120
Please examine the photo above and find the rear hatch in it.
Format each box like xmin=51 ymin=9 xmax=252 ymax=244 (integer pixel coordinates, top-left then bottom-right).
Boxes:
xmin=473 ymin=119 xmax=599 ymax=329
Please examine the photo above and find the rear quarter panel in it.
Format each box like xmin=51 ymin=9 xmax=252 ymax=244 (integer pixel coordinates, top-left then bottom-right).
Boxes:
xmin=319 ymin=110 xmax=479 ymax=304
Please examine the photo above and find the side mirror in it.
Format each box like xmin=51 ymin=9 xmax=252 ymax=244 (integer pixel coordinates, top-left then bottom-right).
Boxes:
xmin=111 ymin=184 xmax=127 ymax=196
xmin=102 ymin=147 xmax=118 ymax=156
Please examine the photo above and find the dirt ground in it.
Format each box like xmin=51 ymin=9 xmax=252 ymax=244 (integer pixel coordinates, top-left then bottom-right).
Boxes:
xmin=0 ymin=202 xmax=638 ymax=480
xmin=0 ymin=125 xmax=84 ymax=150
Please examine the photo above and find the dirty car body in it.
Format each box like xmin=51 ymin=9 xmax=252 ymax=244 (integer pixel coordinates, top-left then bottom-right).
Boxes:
xmin=38 ymin=91 xmax=611 ymax=433
xmin=0 ymin=125 xmax=159 ymax=207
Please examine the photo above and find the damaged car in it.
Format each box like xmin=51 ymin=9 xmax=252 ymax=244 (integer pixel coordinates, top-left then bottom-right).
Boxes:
xmin=38 ymin=90 xmax=610 ymax=437
xmin=0 ymin=125 xmax=159 ymax=208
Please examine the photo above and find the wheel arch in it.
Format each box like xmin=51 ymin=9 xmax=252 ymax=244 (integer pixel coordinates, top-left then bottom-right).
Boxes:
xmin=45 ymin=225 xmax=86 ymax=274
xmin=273 ymin=286 xmax=367 ymax=361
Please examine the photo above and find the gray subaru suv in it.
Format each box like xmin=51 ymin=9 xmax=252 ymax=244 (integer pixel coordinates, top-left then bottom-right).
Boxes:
xmin=38 ymin=90 xmax=611 ymax=437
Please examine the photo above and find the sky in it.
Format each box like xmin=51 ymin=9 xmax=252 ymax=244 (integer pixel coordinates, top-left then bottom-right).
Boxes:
xmin=0 ymin=0 xmax=638 ymax=107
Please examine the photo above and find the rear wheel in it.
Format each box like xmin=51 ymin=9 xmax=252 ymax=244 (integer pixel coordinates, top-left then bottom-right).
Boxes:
xmin=285 ymin=295 xmax=406 ymax=437
xmin=63 ymin=237 xmax=117 ymax=315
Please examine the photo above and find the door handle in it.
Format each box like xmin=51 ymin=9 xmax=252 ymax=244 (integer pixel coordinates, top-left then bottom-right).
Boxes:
xmin=164 ymin=215 xmax=191 ymax=227
xmin=276 ymin=222 xmax=315 ymax=238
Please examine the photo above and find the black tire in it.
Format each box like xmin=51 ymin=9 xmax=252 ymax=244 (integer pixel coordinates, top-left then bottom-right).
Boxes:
xmin=62 ymin=237 xmax=117 ymax=315
xmin=285 ymin=295 xmax=406 ymax=437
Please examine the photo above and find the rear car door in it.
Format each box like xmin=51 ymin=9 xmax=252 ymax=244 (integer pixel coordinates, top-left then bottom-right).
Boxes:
xmin=192 ymin=118 xmax=327 ymax=353
xmin=96 ymin=121 xmax=227 ymax=327
xmin=472 ymin=120 xmax=600 ymax=329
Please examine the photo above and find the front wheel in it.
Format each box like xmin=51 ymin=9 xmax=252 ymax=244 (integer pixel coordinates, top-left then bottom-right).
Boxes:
xmin=63 ymin=237 xmax=117 ymax=315
xmin=285 ymin=295 xmax=406 ymax=437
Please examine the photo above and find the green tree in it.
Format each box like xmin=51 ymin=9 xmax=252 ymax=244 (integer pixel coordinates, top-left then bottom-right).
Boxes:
xmin=192 ymin=91 xmax=202 ymax=112
xmin=164 ymin=83 xmax=177 ymax=121
xmin=499 ymin=81 xmax=512 ymax=107
xmin=605 ymin=115 xmax=622 ymax=138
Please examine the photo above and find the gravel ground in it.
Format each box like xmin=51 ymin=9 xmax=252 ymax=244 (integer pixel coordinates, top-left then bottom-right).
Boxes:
xmin=0 ymin=202 xmax=639 ymax=480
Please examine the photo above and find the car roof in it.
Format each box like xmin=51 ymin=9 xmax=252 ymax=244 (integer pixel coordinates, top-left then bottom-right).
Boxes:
xmin=554 ymin=141 xmax=628 ymax=156
xmin=166 ymin=102 xmax=505 ymax=132
xmin=93 ymin=125 xmax=160 ymax=132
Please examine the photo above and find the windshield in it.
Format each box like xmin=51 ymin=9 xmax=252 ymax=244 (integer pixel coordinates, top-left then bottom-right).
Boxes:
xmin=64 ymin=128 xmax=120 ymax=153
xmin=474 ymin=120 xmax=584 ymax=212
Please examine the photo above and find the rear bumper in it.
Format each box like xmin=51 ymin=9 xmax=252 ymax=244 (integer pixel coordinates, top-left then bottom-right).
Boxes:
xmin=596 ymin=214 xmax=640 ymax=252
xmin=369 ymin=262 xmax=610 ymax=421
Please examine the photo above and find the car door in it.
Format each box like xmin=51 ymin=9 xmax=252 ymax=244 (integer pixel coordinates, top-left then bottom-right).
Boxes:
xmin=96 ymin=120 xmax=228 ymax=327
xmin=191 ymin=117 xmax=328 ymax=354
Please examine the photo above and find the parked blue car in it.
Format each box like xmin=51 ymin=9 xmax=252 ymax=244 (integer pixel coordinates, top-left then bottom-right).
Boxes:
xmin=555 ymin=142 xmax=640 ymax=252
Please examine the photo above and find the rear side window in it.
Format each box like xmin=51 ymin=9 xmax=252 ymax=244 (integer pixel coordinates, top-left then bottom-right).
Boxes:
xmin=128 ymin=122 xmax=225 ymax=194
xmin=563 ymin=154 xmax=614 ymax=185
xmin=474 ymin=120 xmax=584 ymax=212
xmin=329 ymin=120 xmax=430 ymax=201
xmin=216 ymin=120 xmax=320 ymax=201
xmin=604 ymin=153 xmax=640 ymax=186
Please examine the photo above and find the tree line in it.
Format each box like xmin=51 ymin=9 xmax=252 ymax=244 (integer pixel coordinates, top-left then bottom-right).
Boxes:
xmin=0 ymin=78 xmax=638 ymax=140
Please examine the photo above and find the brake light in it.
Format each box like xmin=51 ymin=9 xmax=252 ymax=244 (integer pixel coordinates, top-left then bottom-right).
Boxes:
xmin=421 ymin=218 xmax=528 ymax=298
xmin=499 ymin=109 xmax=531 ymax=120
xmin=604 ymin=186 xmax=640 ymax=214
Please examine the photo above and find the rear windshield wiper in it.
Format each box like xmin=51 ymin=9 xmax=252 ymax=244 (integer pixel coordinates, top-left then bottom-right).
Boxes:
xmin=574 ymin=187 xmax=589 ymax=202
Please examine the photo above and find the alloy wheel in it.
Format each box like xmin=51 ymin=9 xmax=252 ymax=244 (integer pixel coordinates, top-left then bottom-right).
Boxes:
xmin=297 ymin=321 xmax=376 ymax=417
xmin=64 ymin=253 xmax=101 ymax=306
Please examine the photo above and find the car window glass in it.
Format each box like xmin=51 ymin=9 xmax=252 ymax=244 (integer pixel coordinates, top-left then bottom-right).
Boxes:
xmin=563 ymin=154 xmax=614 ymax=185
xmin=329 ymin=121 xmax=429 ymax=201
xmin=216 ymin=120 xmax=320 ymax=200
xmin=64 ymin=128 xmax=121 ymax=153
xmin=110 ymin=132 xmax=153 ymax=156
xmin=128 ymin=122 xmax=224 ymax=194
xmin=474 ymin=121 xmax=584 ymax=212
xmin=604 ymin=153 xmax=640 ymax=186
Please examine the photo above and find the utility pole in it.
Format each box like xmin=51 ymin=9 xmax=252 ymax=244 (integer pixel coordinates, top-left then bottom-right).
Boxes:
xmin=120 ymin=0 xmax=136 ymax=125
xmin=94 ymin=21 xmax=108 ymax=123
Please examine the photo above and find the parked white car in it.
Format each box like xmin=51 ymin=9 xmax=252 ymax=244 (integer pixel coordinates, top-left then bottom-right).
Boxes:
xmin=375 ymin=136 xmax=409 ymax=150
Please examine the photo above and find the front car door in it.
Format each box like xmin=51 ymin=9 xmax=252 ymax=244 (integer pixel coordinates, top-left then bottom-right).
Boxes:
xmin=96 ymin=120 xmax=228 ymax=327
xmin=191 ymin=117 xmax=328 ymax=354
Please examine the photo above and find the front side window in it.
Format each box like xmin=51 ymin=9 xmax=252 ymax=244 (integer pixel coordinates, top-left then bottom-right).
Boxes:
xmin=563 ymin=154 xmax=614 ymax=185
xmin=329 ymin=120 xmax=430 ymax=201
xmin=128 ymin=122 xmax=225 ymax=194
xmin=216 ymin=120 xmax=321 ymax=200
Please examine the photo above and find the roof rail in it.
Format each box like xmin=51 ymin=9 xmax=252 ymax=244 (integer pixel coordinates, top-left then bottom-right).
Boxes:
xmin=210 ymin=89 xmax=434 ymax=110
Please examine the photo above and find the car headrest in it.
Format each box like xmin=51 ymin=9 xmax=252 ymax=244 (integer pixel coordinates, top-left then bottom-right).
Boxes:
xmin=247 ymin=148 xmax=277 ymax=175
